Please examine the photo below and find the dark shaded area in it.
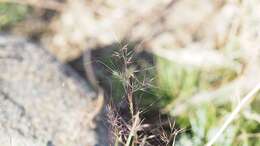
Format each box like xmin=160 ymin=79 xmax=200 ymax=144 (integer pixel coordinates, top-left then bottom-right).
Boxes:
xmin=67 ymin=42 xmax=177 ymax=145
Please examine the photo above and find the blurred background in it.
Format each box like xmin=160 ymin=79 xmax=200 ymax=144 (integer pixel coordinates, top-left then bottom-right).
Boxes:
xmin=0 ymin=0 xmax=259 ymax=145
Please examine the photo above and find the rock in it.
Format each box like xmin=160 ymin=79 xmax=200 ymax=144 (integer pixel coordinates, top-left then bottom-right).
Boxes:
xmin=0 ymin=35 xmax=100 ymax=146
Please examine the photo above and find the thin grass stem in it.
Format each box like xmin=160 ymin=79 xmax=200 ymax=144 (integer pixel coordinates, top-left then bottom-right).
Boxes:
xmin=206 ymin=83 xmax=260 ymax=146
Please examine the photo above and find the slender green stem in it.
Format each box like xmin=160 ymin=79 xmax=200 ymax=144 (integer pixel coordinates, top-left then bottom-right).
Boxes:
xmin=125 ymin=133 xmax=134 ymax=146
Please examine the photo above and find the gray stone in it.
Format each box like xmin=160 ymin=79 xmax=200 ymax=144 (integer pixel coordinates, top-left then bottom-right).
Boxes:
xmin=0 ymin=35 xmax=99 ymax=146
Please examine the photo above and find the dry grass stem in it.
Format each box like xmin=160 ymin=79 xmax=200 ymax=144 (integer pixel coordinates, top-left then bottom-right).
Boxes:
xmin=206 ymin=83 xmax=260 ymax=146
